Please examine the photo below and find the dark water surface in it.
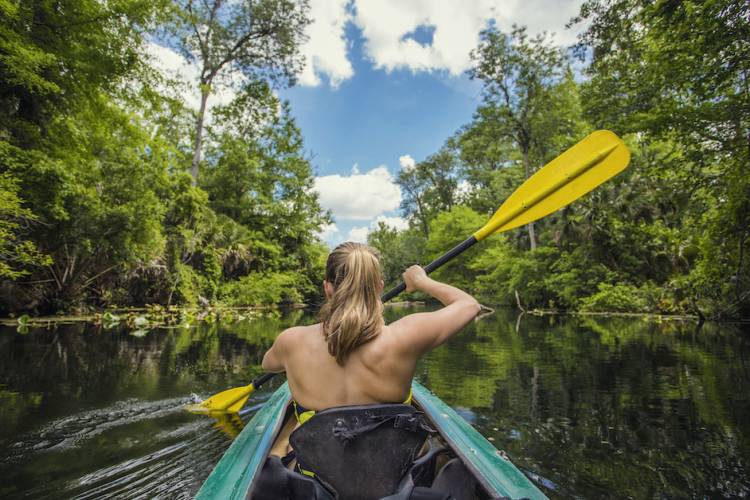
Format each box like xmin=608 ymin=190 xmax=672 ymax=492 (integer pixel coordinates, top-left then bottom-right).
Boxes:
xmin=1 ymin=307 xmax=748 ymax=498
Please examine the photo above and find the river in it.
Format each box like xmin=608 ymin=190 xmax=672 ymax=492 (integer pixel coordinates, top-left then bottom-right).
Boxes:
xmin=1 ymin=306 xmax=748 ymax=498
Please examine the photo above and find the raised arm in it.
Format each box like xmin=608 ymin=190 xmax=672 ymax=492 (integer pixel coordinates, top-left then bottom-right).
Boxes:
xmin=261 ymin=328 xmax=291 ymax=373
xmin=390 ymin=265 xmax=481 ymax=355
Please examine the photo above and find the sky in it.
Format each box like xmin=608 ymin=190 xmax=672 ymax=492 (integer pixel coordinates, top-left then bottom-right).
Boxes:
xmin=149 ymin=0 xmax=586 ymax=247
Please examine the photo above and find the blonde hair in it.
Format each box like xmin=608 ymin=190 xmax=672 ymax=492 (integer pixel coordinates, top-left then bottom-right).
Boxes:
xmin=319 ymin=242 xmax=384 ymax=365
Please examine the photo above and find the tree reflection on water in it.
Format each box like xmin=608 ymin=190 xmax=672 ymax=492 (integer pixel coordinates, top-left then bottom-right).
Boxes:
xmin=0 ymin=308 xmax=748 ymax=498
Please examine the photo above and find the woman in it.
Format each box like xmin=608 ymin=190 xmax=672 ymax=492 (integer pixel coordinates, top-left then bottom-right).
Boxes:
xmin=261 ymin=241 xmax=480 ymax=425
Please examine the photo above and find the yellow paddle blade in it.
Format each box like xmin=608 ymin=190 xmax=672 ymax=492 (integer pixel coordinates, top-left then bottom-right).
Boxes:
xmin=192 ymin=383 xmax=255 ymax=413
xmin=474 ymin=130 xmax=630 ymax=241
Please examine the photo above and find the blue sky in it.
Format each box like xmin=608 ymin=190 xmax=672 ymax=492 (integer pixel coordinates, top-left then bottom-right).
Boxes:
xmin=280 ymin=21 xmax=484 ymax=244
xmin=148 ymin=0 xmax=585 ymax=246
xmin=281 ymin=23 xmax=482 ymax=178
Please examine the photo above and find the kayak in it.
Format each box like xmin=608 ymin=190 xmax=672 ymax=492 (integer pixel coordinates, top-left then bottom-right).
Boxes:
xmin=195 ymin=380 xmax=547 ymax=499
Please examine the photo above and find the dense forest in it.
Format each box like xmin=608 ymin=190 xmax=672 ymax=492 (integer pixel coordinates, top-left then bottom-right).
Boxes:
xmin=0 ymin=0 xmax=748 ymax=319
xmin=369 ymin=1 xmax=750 ymax=320
xmin=0 ymin=0 xmax=330 ymax=314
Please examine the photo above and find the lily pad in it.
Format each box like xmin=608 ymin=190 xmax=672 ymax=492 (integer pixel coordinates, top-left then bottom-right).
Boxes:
xmin=133 ymin=316 xmax=148 ymax=327
xmin=102 ymin=312 xmax=120 ymax=329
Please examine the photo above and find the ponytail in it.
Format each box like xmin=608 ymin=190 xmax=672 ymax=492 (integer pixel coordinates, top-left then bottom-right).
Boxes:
xmin=319 ymin=242 xmax=384 ymax=365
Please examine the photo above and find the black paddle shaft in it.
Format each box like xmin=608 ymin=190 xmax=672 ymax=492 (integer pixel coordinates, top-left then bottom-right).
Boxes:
xmin=380 ymin=235 xmax=478 ymax=302
xmin=253 ymin=234 xmax=479 ymax=393
xmin=251 ymin=372 xmax=276 ymax=388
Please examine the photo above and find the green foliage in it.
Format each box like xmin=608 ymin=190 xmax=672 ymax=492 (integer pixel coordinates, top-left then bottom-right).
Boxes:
xmin=467 ymin=26 xmax=589 ymax=250
xmin=0 ymin=0 xmax=327 ymax=314
xmin=579 ymin=283 xmax=648 ymax=313
xmin=202 ymin=93 xmax=329 ymax=269
xmin=1 ymin=0 xmax=746 ymax=319
xmin=170 ymin=262 xmax=204 ymax=306
xmin=219 ymin=271 xmax=302 ymax=306
xmin=396 ymin=147 xmax=462 ymax=236
xmin=0 ymin=167 xmax=50 ymax=279
xmin=368 ymin=223 xmax=427 ymax=287
xmin=472 ymin=245 xmax=559 ymax=307
xmin=201 ymin=248 xmax=222 ymax=300
xmin=574 ymin=0 xmax=750 ymax=317
xmin=371 ymin=5 xmax=749 ymax=319
xmin=0 ymin=0 xmax=159 ymax=145
xmin=164 ymin=0 xmax=312 ymax=180
xmin=425 ymin=206 xmax=486 ymax=291
xmin=543 ymin=249 xmax=613 ymax=309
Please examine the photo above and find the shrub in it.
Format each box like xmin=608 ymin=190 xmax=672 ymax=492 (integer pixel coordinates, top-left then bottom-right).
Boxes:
xmin=219 ymin=271 xmax=303 ymax=306
xmin=171 ymin=262 xmax=205 ymax=306
xmin=579 ymin=283 xmax=649 ymax=312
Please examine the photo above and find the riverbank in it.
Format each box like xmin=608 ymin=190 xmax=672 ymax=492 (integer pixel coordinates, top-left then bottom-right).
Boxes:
xmin=0 ymin=304 xmax=306 ymax=329
xmin=4 ymin=301 xmax=746 ymax=330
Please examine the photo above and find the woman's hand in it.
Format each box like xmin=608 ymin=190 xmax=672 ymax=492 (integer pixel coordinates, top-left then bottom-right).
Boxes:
xmin=403 ymin=265 xmax=427 ymax=292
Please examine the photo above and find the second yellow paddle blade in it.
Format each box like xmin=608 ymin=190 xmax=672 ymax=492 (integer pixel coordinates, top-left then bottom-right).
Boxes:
xmin=474 ymin=130 xmax=630 ymax=240
xmin=198 ymin=384 xmax=253 ymax=413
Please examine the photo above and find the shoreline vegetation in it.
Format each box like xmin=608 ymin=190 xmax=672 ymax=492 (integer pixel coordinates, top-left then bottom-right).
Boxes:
xmin=1 ymin=1 xmax=748 ymax=321
xmin=5 ymin=301 xmax=743 ymax=331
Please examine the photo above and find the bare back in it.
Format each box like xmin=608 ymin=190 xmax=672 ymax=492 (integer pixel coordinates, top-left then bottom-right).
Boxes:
xmin=262 ymin=267 xmax=480 ymax=412
xmin=280 ymin=323 xmax=414 ymax=409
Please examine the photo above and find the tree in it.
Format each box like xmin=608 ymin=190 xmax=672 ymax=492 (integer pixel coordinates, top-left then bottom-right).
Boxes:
xmin=574 ymin=0 xmax=750 ymax=317
xmin=0 ymin=0 xmax=159 ymax=146
xmin=0 ymin=0 xmax=331 ymax=313
xmin=166 ymin=0 xmax=311 ymax=183
xmin=367 ymin=223 xmax=426 ymax=287
xmin=0 ymin=0 xmax=168 ymax=311
xmin=19 ymin=96 xmax=169 ymax=309
xmin=201 ymin=85 xmax=329 ymax=300
xmin=469 ymin=26 xmax=582 ymax=249
xmin=396 ymin=146 xmax=461 ymax=237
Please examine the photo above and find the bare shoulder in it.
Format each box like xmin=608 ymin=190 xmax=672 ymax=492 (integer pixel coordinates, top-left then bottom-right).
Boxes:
xmin=275 ymin=323 xmax=320 ymax=347
xmin=278 ymin=323 xmax=318 ymax=338
xmin=381 ymin=316 xmax=425 ymax=348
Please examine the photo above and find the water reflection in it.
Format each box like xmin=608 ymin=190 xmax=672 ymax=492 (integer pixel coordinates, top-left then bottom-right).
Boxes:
xmin=0 ymin=308 xmax=748 ymax=498
xmin=416 ymin=310 xmax=750 ymax=498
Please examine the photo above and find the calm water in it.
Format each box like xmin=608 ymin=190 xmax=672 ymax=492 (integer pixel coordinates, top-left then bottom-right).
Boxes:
xmin=1 ymin=307 xmax=748 ymax=498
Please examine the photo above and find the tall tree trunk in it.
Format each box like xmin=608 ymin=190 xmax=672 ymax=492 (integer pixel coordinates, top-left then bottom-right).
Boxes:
xmin=414 ymin=194 xmax=429 ymax=237
xmin=522 ymin=150 xmax=537 ymax=250
xmin=191 ymin=87 xmax=210 ymax=185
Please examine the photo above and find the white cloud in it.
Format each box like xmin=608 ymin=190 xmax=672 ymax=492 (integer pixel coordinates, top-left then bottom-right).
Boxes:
xmin=314 ymin=168 xmax=407 ymax=246
xmin=148 ymin=1 xmax=584 ymax=91
xmin=456 ymin=179 xmax=472 ymax=198
xmin=347 ymin=226 xmax=371 ymax=243
xmin=399 ymin=154 xmax=416 ymax=171
xmin=146 ymin=42 xmax=243 ymax=111
xmin=342 ymin=215 xmax=409 ymax=244
xmin=352 ymin=0 xmax=584 ymax=75
xmin=317 ymin=222 xmax=340 ymax=239
xmin=372 ymin=215 xmax=409 ymax=231
xmin=313 ymin=166 xmax=401 ymax=220
xmin=147 ymin=42 xmax=200 ymax=109
xmin=299 ymin=0 xmax=354 ymax=87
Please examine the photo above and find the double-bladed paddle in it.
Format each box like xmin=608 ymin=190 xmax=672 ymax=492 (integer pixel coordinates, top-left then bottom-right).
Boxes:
xmin=190 ymin=129 xmax=631 ymax=414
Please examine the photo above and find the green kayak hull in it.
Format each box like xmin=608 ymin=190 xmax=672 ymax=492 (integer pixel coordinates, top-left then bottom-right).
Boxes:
xmin=196 ymin=380 xmax=547 ymax=499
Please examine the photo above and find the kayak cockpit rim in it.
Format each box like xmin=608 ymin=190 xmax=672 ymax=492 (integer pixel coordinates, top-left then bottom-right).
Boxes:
xmin=245 ymin=390 xmax=293 ymax=496
xmin=196 ymin=381 xmax=547 ymax=500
